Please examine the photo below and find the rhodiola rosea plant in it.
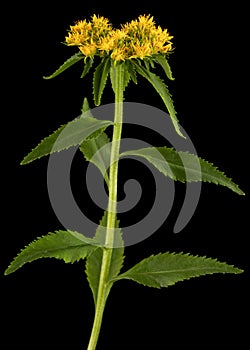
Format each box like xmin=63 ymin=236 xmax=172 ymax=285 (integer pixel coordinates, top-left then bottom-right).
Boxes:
xmin=5 ymin=15 xmax=245 ymax=350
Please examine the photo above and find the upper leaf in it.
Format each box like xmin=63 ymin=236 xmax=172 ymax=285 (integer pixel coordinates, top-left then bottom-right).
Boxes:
xmin=43 ymin=52 xmax=84 ymax=79
xmin=153 ymin=54 xmax=175 ymax=80
xmin=93 ymin=57 xmax=111 ymax=106
xmin=86 ymin=212 xmax=124 ymax=305
xmin=81 ymin=97 xmax=93 ymax=118
xmin=21 ymin=116 xmax=113 ymax=165
xmin=80 ymin=132 xmax=111 ymax=187
xmin=80 ymin=57 xmax=94 ymax=78
xmin=126 ymin=60 xmax=137 ymax=84
xmin=132 ymin=61 xmax=184 ymax=138
xmin=120 ymin=147 xmax=245 ymax=195
xmin=112 ymin=252 xmax=243 ymax=288
xmin=79 ymin=97 xmax=111 ymax=186
xmin=110 ymin=61 xmax=131 ymax=94
xmin=4 ymin=230 xmax=97 ymax=275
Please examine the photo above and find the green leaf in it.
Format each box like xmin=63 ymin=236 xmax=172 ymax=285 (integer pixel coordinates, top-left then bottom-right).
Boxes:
xmin=21 ymin=116 xmax=113 ymax=165
xmin=43 ymin=52 xmax=84 ymax=79
xmin=112 ymin=252 xmax=243 ymax=288
xmin=120 ymin=147 xmax=245 ymax=195
xmin=153 ymin=54 xmax=175 ymax=80
xmin=132 ymin=61 xmax=184 ymax=138
xmin=80 ymin=57 xmax=94 ymax=78
xmin=86 ymin=212 xmax=124 ymax=305
xmin=126 ymin=61 xmax=137 ymax=84
xmin=144 ymin=57 xmax=155 ymax=70
xmin=80 ymin=97 xmax=94 ymax=118
xmin=79 ymin=97 xmax=111 ymax=186
xmin=85 ymin=246 xmax=103 ymax=306
xmin=80 ymin=132 xmax=111 ymax=187
xmin=4 ymin=231 xmax=97 ymax=275
xmin=110 ymin=61 xmax=131 ymax=94
xmin=93 ymin=57 xmax=111 ymax=106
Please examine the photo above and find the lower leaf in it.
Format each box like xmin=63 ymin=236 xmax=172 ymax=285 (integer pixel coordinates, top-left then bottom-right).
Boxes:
xmin=86 ymin=212 xmax=124 ymax=305
xmin=112 ymin=252 xmax=243 ymax=288
xmin=4 ymin=231 xmax=97 ymax=275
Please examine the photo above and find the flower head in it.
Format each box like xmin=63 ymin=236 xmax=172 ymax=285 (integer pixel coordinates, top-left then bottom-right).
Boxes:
xmin=100 ymin=15 xmax=173 ymax=61
xmin=65 ymin=15 xmax=112 ymax=58
xmin=65 ymin=14 xmax=173 ymax=61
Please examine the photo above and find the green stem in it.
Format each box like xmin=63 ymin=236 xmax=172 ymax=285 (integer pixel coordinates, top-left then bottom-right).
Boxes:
xmin=87 ymin=63 xmax=124 ymax=350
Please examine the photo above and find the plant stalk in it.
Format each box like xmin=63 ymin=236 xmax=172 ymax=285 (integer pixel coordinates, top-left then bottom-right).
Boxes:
xmin=87 ymin=63 xmax=124 ymax=350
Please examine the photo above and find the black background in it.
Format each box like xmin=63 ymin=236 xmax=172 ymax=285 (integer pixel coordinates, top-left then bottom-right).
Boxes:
xmin=2 ymin=1 xmax=249 ymax=349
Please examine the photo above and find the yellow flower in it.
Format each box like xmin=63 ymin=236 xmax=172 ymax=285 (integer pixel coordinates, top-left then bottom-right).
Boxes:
xmin=111 ymin=47 xmax=126 ymax=61
xmin=79 ymin=44 xmax=97 ymax=57
xmin=65 ymin=14 xmax=173 ymax=61
xmin=65 ymin=15 xmax=112 ymax=58
xmin=91 ymin=14 xmax=111 ymax=32
xmin=130 ymin=43 xmax=153 ymax=59
xmin=107 ymin=15 xmax=173 ymax=61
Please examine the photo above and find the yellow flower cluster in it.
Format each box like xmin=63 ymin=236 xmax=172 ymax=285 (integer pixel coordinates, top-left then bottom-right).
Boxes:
xmin=65 ymin=15 xmax=112 ymax=57
xmin=65 ymin=15 xmax=173 ymax=61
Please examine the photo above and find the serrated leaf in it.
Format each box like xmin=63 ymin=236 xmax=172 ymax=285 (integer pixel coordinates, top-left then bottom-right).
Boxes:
xmin=43 ymin=52 xmax=84 ymax=79
xmin=132 ymin=61 xmax=184 ymax=138
xmin=120 ymin=147 xmax=244 ymax=195
xmin=93 ymin=57 xmax=111 ymax=106
xmin=126 ymin=61 xmax=137 ymax=84
xmin=85 ymin=246 xmax=103 ymax=306
xmin=144 ymin=57 xmax=155 ymax=70
xmin=21 ymin=117 xmax=113 ymax=165
xmin=153 ymin=54 xmax=175 ymax=80
xmin=80 ymin=97 xmax=94 ymax=118
xmin=80 ymin=132 xmax=111 ymax=187
xmin=86 ymin=212 xmax=124 ymax=305
xmin=79 ymin=97 xmax=111 ymax=186
xmin=80 ymin=57 xmax=94 ymax=78
xmin=112 ymin=252 xmax=243 ymax=288
xmin=4 ymin=231 xmax=97 ymax=275
xmin=110 ymin=61 xmax=131 ymax=94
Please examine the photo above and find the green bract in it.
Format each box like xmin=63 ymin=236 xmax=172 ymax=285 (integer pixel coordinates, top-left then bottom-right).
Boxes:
xmin=5 ymin=14 xmax=245 ymax=350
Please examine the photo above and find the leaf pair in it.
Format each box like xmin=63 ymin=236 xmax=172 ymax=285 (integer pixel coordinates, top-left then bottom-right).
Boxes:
xmin=80 ymin=129 xmax=244 ymax=196
xmin=4 ymin=212 xmax=125 ymax=306
xmin=5 ymin=227 xmax=242 ymax=292
xmin=44 ymin=52 xmax=183 ymax=137
xmin=92 ymin=56 xmax=183 ymax=137
xmin=21 ymin=110 xmax=244 ymax=196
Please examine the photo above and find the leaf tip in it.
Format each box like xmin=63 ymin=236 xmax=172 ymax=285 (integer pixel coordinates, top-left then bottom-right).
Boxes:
xmin=173 ymin=121 xmax=186 ymax=139
xmin=235 ymin=267 xmax=244 ymax=274
xmin=4 ymin=263 xmax=16 ymax=276
xmin=20 ymin=156 xmax=32 ymax=165
xmin=20 ymin=159 xmax=27 ymax=165
xmin=237 ymin=188 xmax=245 ymax=196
